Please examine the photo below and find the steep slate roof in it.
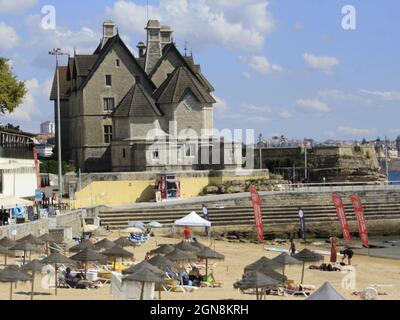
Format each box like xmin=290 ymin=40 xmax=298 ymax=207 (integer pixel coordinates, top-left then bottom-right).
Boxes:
xmin=113 ymin=83 xmax=162 ymax=117
xmin=79 ymin=34 xmax=156 ymax=92
xmin=50 ymin=66 xmax=70 ymax=101
xmin=152 ymin=65 xmax=216 ymax=104
xmin=149 ymin=43 xmax=214 ymax=92
xmin=74 ymin=55 xmax=99 ymax=77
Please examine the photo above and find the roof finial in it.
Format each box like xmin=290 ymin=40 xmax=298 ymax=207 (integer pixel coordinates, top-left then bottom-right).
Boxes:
xmin=184 ymin=40 xmax=188 ymax=56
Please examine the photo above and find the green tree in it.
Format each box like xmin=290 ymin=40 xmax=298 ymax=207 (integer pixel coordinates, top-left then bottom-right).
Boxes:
xmin=0 ymin=57 xmax=26 ymax=114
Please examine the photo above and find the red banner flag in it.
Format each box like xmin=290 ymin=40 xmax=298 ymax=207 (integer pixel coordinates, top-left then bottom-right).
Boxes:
xmin=249 ymin=186 xmax=264 ymax=241
xmin=349 ymin=195 xmax=369 ymax=248
xmin=331 ymin=194 xmax=351 ymax=241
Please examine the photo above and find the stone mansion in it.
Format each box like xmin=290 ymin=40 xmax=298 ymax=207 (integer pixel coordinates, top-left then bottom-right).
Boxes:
xmin=50 ymin=20 xmax=241 ymax=173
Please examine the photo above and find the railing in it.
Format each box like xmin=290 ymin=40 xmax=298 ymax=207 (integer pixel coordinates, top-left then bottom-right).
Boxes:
xmin=282 ymin=180 xmax=400 ymax=193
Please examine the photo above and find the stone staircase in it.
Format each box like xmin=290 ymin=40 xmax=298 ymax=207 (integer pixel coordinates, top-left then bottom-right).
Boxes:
xmin=98 ymin=189 xmax=400 ymax=232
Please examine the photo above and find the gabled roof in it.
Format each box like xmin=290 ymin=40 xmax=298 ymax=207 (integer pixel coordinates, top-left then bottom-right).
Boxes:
xmin=50 ymin=67 xmax=70 ymax=101
xmin=149 ymin=43 xmax=214 ymax=92
xmin=113 ymin=83 xmax=162 ymax=117
xmin=74 ymin=55 xmax=99 ymax=77
xmin=79 ymin=34 xmax=156 ymax=92
xmin=153 ymin=65 xmax=216 ymax=104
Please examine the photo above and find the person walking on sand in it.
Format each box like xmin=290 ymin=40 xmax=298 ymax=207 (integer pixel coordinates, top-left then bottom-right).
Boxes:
xmin=289 ymin=238 xmax=296 ymax=256
xmin=330 ymin=236 xmax=339 ymax=263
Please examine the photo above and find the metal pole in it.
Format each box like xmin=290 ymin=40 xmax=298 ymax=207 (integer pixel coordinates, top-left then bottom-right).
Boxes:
xmin=304 ymin=145 xmax=308 ymax=182
xmin=385 ymin=136 xmax=389 ymax=183
xmin=56 ymin=55 xmax=63 ymax=203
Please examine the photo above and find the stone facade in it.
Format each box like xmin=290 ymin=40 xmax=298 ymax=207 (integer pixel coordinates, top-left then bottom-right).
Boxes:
xmin=51 ymin=20 xmax=239 ymax=173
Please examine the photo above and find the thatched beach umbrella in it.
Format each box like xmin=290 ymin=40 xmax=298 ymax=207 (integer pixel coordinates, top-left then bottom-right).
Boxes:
xmin=0 ymin=237 xmax=16 ymax=249
xmin=191 ymin=241 xmax=209 ymax=250
xmin=41 ymin=252 xmax=75 ymax=296
xmin=123 ymin=268 xmax=165 ymax=300
xmin=114 ymin=237 xmax=137 ymax=248
xmin=69 ymin=239 xmax=98 ymax=252
xmin=0 ymin=266 xmax=32 ymax=300
xmin=149 ymin=244 xmax=175 ymax=255
xmin=38 ymin=234 xmax=57 ymax=255
xmin=148 ymin=255 xmax=175 ymax=271
xmin=18 ymin=234 xmax=45 ymax=246
xmin=0 ymin=245 xmax=12 ymax=266
xmin=269 ymin=253 xmax=302 ymax=283
xmin=102 ymin=245 xmax=133 ymax=270
xmin=165 ymin=249 xmax=197 ymax=263
xmin=175 ymin=241 xmax=199 ymax=252
xmin=122 ymin=260 xmax=164 ymax=276
xmin=70 ymin=248 xmax=107 ymax=277
xmin=20 ymin=260 xmax=45 ymax=300
xmin=234 ymin=271 xmax=280 ymax=300
xmin=294 ymin=249 xmax=324 ymax=284
xmin=94 ymin=238 xmax=115 ymax=250
xmin=306 ymin=281 xmax=346 ymax=300
xmin=244 ymin=256 xmax=272 ymax=273
xmin=196 ymin=247 xmax=225 ymax=277
xmin=10 ymin=241 xmax=37 ymax=265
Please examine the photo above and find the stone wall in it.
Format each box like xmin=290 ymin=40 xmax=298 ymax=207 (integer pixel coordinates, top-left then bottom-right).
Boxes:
xmin=0 ymin=220 xmax=49 ymax=239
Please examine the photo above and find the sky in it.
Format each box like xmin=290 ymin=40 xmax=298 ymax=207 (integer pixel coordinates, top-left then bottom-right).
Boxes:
xmin=0 ymin=0 xmax=400 ymax=141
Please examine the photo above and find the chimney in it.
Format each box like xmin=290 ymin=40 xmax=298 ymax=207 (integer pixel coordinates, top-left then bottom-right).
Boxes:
xmin=101 ymin=20 xmax=116 ymax=48
xmin=137 ymin=41 xmax=146 ymax=58
xmin=160 ymin=25 xmax=173 ymax=48
xmin=145 ymin=20 xmax=162 ymax=73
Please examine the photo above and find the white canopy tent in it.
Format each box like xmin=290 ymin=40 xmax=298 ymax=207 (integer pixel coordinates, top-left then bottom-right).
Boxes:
xmin=174 ymin=211 xmax=211 ymax=227
xmin=0 ymin=196 xmax=33 ymax=210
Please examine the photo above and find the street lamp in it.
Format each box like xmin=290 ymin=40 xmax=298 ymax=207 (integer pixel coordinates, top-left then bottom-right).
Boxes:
xmin=49 ymin=48 xmax=68 ymax=203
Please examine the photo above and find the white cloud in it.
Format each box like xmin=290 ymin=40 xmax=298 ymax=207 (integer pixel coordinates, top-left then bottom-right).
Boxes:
xmin=303 ymin=53 xmax=339 ymax=74
xmin=279 ymin=111 xmax=292 ymax=119
xmin=245 ymin=116 xmax=269 ymax=123
xmin=0 ymin=22 xmax=19 ymax=50
xmin=296 ymin=98 xmax=331 ymax=113
xmin=106 ymin=0 xmax=275 ymax=51
xmin=6 ymin=79 xmax=39 ymax=122
xmin=338 ymin=126 xmax=376 ymax=136
xmin=319 ymin=89 xmax=373 ymax=106
xmin=243 ymin=104 xmax=272 ymax=113
xmin=240 ymin=55 xmax=284 ymax=75
xmin=242 ymin=71 xmax=251 ymax=79
xmin=213 ymin=95 xmax=228 ymax=113
xmin=360 ymin=90 xmax=400 ymax=102
xmin=0 ymin=0 xmax=37 ymax=14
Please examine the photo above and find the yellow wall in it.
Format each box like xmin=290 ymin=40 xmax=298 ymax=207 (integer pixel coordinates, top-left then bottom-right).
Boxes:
xmin=70 ymin=174 xmax=269 ymax=209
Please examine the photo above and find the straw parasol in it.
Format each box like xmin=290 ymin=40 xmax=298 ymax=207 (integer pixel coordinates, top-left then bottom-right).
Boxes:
xmin=149 ymin=244 xmax=175 ymax=255
xmin=69 ymin=239 xmax=98 ymax=252
xmin=234 ymin=271 xmax=280 ymax=300
xmin=294 ymin=249 xmax=324 ymax=284
xmin=94 ymin=238 xmax=116 ymax=250
xmin=244 ymin=256 xmax=272 ymax=272
xmin=0 ymin=237 xmax=16 ymax=248
xmin=122 ymin=260 xmax=164 ymax=276
xmin=18 ymin=234 xmax=45 ymax=245
xmin=70 ymin=248 xmax=107 ymax=277
xmin=114 ymin=237 xmax=137 ymax=248
xmin=196 ymin=247 xmax=225 ymax=277
xmin=191 ymin=241 xmax=210 ymax=250
xmin=10 ymin=241 xmax=37 ymax=264
xmin=0 ymin=266 xmax=32 ymax=300
xmin=306 ymin=282 xmax=346 ymax=300
xmin=175 ymin=241 xmax=200 ymax=252
xmin=38 ymin=234 xmax=57 ymax=255
xmin=41 ymin=252 xmax=76 ymax=296
xmin=269 ymin=253 xmax=302 ymax=283
xmin=0 ymin=245 xmax=12 ymax=266
xmin=148 ymin=255 xmax=175 ymax=271
xmin=165 ymin=248 xmax=198 ymax=263
xmin=123 ymin=268 xmax=165 ymax=300
xmin=20 ymin=259 xmax=45 ymax=300
xmin=147 ymin=221 xmax=163 ymax=228
xmin=122 ymin=227 xmax=145 ymax=234
xmin=102 ymin=245 xmax=133 ymax=270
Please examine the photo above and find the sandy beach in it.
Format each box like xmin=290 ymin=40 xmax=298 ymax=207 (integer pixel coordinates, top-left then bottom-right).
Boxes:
xmin=1 ymin=233 xmax=399 ymax=301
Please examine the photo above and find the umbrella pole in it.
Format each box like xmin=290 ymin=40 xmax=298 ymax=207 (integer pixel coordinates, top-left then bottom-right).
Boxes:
xmin=114 ymin=258 xmax=117 ymax=271
xmin=4 ymin=254 xmax=7 ymax=266
xmin=205 ymin=259 xmax=208 ymax=278
xmin=23 ymin=251 xmax=26 ymax=265
xmin=10 ymin=282 xmax=13 ymax=300
xmin=256 ymin=287 xmax=259 ymax=300
xmin=159 ymin=288 xmax=161 ymax=300
xmin=55 ymin=263 xmax=58 ymax=296
xmin=301 ymin=262 xmax=305 ymax=284
xmin=140 ymin=282 xmax=145 ymax=300
xmin=31 ymin=272 xmax=35 ymax=301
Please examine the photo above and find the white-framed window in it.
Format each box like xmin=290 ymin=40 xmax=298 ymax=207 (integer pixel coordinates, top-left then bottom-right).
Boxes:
xmin=103 ymin=97 xmax=115 ymax=111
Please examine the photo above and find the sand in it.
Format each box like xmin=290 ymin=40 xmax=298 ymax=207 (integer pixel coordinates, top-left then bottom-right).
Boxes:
xmin=1 ymin=233 xmax=399 ymax=300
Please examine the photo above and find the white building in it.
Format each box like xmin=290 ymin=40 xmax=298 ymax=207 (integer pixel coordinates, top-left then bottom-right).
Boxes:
xmin=40 ymin=121 xmax=55 ymax=134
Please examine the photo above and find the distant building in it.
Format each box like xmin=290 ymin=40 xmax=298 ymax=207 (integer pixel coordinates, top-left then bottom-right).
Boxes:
xmin=0 ymin=126 xmax=37 ymax=198
xmin=40 ymin=121 xmax=55 ymax=134
xmin=35 ymin=144 xmax=54 ymax=159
